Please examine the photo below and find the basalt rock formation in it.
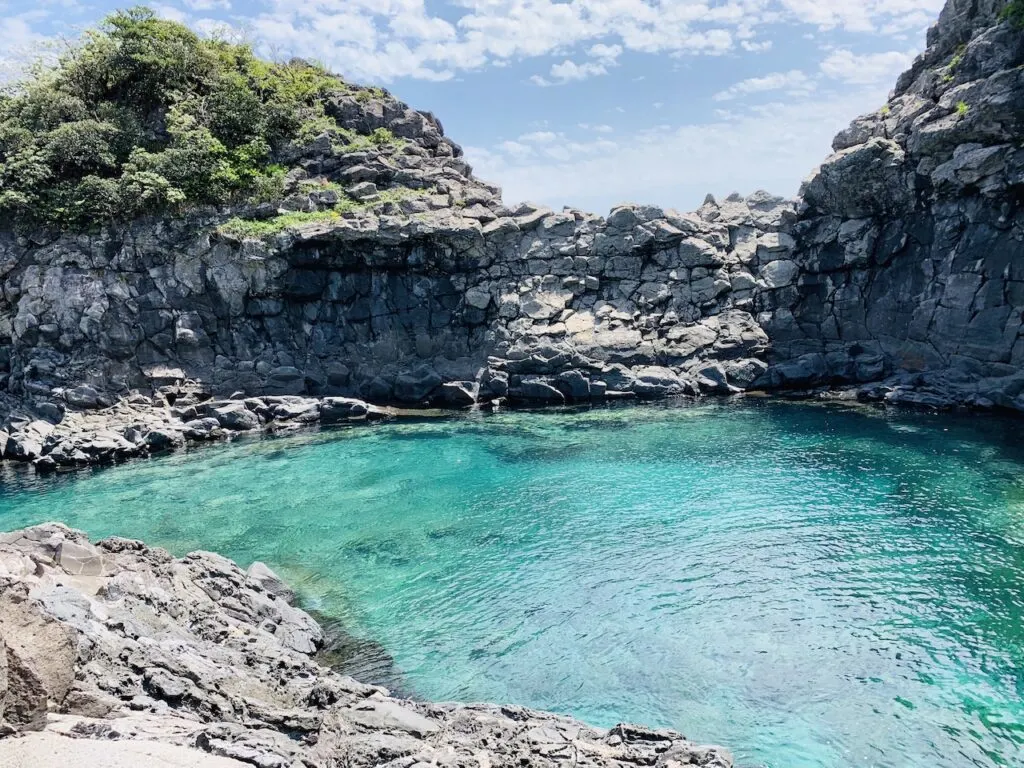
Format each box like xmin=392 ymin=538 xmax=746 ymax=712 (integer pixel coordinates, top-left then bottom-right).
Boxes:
xmin=0 ymin=0 xmax=1022 ymax=469
xmin=0 ymin=523 xmax=733 ymax=768
xmin=771 ymin=0 xmax=1024 ymax=410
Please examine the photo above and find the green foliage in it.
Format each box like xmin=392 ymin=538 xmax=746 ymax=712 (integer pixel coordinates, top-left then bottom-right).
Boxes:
xmin=291 ymin=112 xmax=403 ymax=155
xmin=949 ymin=44 xmax=966 ymax=70
xmin=944 ymin=44 xmax=967 ymax=82
xmin=0 ymin=5 xmax=359 ymax=230
xmin=368 ymin=127 xmax=396 ymax=145
xmin=249 ymin=164 xmax=289 ymax=203
xmin=956 ymin=100 xmax=970 ymax=117
xmin=217 ymin=209 xmax=345 ymax=239
xmin=333 ymin=126 xmax=401 ymax=154
xmin=1001 ymin=0 xmax=1024 ymax=28
xmin=374 ymin=186 xmax=422 ymax=204
xmin=218 ymin=185 xmax=431 ymax=240
xmin=296 ymin=114 xmax=342 ymax=145
xmin=879 ymin=105 xmax=891 ymax=117
xmin=354 ymin=87 xmax=385 ymax=104
xmin=297 ymin=177 xmax=344 ymax=194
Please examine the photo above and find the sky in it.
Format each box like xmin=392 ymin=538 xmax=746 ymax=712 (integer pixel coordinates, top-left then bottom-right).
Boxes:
xmin=0 ymin=0 xmax=947 ymax=214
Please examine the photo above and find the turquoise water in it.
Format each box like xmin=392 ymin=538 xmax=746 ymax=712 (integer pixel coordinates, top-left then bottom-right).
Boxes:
xmin=2 ymin=400 xmax=1024 ymax=767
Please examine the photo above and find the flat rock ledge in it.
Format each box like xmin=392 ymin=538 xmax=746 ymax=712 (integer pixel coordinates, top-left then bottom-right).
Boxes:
xmin=0 ymin=384 xmax=406 ymax=471
xmin=0 ymin=523 xmax=733 ymax=768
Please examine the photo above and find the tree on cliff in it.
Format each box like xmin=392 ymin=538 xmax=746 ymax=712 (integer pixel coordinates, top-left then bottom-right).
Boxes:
xmin=0 ymin=7 xmax=347 ymax=230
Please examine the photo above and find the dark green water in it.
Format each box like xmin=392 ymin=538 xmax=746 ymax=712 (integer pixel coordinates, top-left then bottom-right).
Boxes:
xmin=1 ymin=400 xmax=1023 ymax=767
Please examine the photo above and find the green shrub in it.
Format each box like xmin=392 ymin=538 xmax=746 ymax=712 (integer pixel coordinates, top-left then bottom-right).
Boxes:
xmin=332 ymin=126 xmax=402 ymax=154
xmin=118 ymin=169 xmax=186 ymax=213
xmin=40 ymin=120 xmax=120 ymax=174
xmin=1001 ymin=0 xmax=1024 ymax=27
xmin=249 ymin=164 xmax=288 ymax=203
xmin=369 ymin=127 xmax=395 ymax=145
xmin=956 ymin=100 xmax=970 ymax=117
xmin=218 ymin=185 xmax=432 ymax=240
xmin=297 ymin=177 xmax=344 ymax=194
xmin=296 ymin=114 xmax=341 ymax=145
xmin=949 ymin=44 xmax=966 ymax=70
xmin=218 ymin=209 xmax=344 ymax=239
xmin=0 ymin=6 xmax=357 ymax=229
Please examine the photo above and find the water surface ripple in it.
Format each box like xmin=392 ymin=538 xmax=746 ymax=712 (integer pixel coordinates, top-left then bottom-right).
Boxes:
xmin=2 ymin=400 xmax=1023 ymax=767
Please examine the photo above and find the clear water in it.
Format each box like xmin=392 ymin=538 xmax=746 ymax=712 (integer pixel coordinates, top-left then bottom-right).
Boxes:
xmin=2 ymin=400 xmax=1024 ymax=768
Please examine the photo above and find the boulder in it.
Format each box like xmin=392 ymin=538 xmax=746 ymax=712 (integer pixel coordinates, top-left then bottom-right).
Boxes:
xmin=438 ymin=381 xmax=478 ymax=406
xmin=320 ymin=397 xmax=370 ymax=423
xmin=183 ymin=418 xmax=222 ymax=440
xmin=394 ymin=367 xmax=442 ymax=402
xmin=630 ymin=367 xmax=689 ymax=398
xmin=63 ymin=385 xmax=101 ymax=410
xmin=213 ymin=403 xmax=260 ymax=431
xmin=510 ymin=378 xmax=566 ymax=404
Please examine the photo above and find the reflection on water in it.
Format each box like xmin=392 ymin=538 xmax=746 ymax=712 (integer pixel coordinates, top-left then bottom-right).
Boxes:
xmin=2 ymin=400 xmax=1024 ymax=768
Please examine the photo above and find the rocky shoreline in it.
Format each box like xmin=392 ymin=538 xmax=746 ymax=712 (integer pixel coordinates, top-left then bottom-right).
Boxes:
xmin=2 ymin=369 xmax=1023 ymax=471
xmin=0 ymin=523 xmax=732 ymax=767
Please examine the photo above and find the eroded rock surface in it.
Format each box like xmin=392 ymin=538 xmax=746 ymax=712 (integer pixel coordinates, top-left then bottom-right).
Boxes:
xmin=0 ymin=523 xmax=732 ymax=768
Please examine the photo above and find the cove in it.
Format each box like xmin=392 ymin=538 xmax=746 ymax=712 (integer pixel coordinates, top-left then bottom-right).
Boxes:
xmin=1 ymin=400 xmax=1023 ymax=768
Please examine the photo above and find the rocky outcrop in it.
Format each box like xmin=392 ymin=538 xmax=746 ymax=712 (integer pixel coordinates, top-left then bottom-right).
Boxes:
xmin=0 ymin=0 xmax=1022 ymax=469
xmin=0 ymin=185 xmax=790 ymax=409
xmin=0 ymin=386 xmax=408 ymax=468
xmin=0 ymin=523 xmax=732 ymax=768
xmin=768 ymin=0 xmax=1024 ymax=409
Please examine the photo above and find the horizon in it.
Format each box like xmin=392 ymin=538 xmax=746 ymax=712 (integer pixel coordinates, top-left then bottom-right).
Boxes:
xmin=0 ymin=0 xmax=945 ymax=214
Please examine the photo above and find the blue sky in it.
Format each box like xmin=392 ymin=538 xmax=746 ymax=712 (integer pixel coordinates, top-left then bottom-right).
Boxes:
xmin=0 ymin=0 xmax=946 ymax=214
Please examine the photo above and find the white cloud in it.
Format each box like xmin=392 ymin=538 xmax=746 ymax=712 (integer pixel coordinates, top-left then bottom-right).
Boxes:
xmin=775 ymin=0 xmax=943 ymax=33
xmin=519 ymin=131 xmax=558 ymax=143
xmin=243 ymin=0 xmax=944 ymax=83
xmin=819 ymin=48 xmax=917 ymax=85
xmin=588 ymin=42 xmax=623 ymax=63
xmin=550 ymin=59 xmax=609 ymax=81
xmin=710 ymin=47 xmax=914 ymax=105
xmin=713 ymin=69 xmax=814 ymax=101
xmin=532 ymin=40 xmax=623 ymax=85
xmin=579 ymin=123 xmax=615 ymax=133
xmin=153 ymin=4 xmax=189 ymax=23
xmin=0 ymin=13 xmax=53 ymax=84
xmin=182 ymin=0 xmax=231 ymax=10
xmin=465 ymin=84 xmax=896 ymax=214
xmin=497 ymin=140 xmax=534 ymax=159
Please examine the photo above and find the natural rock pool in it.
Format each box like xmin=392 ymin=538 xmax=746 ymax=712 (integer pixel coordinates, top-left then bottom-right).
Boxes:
xmin=2 ymin=401 xmax=1023 ymax=767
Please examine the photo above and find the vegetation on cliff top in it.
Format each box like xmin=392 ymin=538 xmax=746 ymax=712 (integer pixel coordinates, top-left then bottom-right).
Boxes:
xmin=217 ymin=186 xmax=430 ymax=240
xmin=1002 ymin=0 xmax=1024 ymax=27
xmin=0 ymin=7 xmax=356 ymax=230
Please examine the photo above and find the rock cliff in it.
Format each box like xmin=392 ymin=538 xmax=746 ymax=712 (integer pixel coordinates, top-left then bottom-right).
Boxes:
xmin=771 ymin=0 xmax=1024 ymax=409
xmin=0 ymin=523 xmax=733 ymax=768
xmin=0 ymin=0 xmax=1022 ymax=468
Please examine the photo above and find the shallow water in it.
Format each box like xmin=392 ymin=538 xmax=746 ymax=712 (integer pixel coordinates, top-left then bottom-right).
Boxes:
xmin=2 ymin=400 xmax=1024 ymax=767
